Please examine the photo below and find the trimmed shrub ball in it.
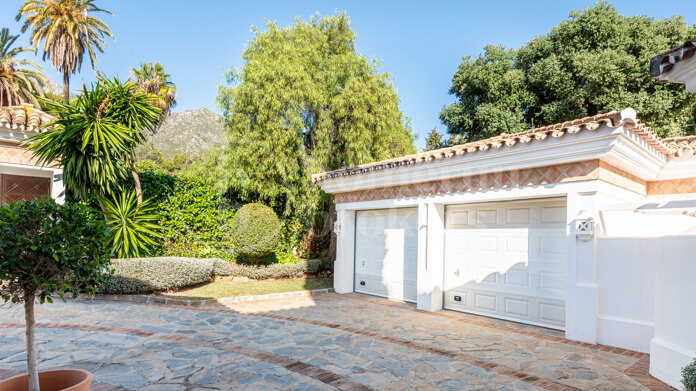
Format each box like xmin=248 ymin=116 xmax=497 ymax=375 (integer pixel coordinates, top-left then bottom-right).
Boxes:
xmin=230 ymin=203 xmax=280 ymax=263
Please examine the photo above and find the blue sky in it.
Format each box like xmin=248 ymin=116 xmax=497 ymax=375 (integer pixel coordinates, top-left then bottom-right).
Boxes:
xmin=2 ymin=1 xmax=695 ymax=150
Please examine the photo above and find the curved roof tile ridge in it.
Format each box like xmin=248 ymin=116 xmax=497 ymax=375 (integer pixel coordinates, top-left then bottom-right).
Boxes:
xmin=0 ymin=104 xmax=56 ymax=132
xmin=312 ymin=108 xmax=679 ymax=184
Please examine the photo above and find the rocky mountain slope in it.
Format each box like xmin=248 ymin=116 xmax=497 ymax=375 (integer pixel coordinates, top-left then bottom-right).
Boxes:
xmin=135 ymin=108 xmax=226 ymax=160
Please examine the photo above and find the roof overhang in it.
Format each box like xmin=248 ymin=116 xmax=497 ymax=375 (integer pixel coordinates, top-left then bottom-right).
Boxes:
xmin=318 ymin=125 xmax=676 ymax=194
xmin=652 ymin=54 xmax=696 ymax=92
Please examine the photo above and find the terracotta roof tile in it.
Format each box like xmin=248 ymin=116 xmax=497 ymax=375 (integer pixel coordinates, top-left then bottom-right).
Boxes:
xmin=0 ymin=104 xmax=55 ymax=132
xmin=664 ymin=135 xmax=696 ymax=156
xmin=650 ymin=37 xmax=696 ymax=77
xmin=313 ymin=108 xmax=673 ymax=184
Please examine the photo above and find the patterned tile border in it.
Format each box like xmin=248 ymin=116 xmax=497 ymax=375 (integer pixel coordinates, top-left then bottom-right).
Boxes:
xmin=0 ymin=145 xmax=43 ymax=166
xmin=333 ymin=158 xmax=696 ymax=203
xmin=333 ymin=160 xmax=600 ymax=203
xmin=0 ymin=368 xmax=123 ymax=391
xmin=647 ymin=177 xmax=696 ymax=195
xmin=0 ymin=321 xmax=374 ymax=391
xmin=75 ymin=288 xmax=335 ymax=307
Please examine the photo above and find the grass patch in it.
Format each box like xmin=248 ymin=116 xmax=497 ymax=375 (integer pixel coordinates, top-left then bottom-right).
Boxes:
xmin=165 ymin=277 xmax=333 ymax=300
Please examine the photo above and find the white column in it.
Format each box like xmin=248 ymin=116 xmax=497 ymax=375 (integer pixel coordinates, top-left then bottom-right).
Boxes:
xmin=333 ymin=209 xmax=356 ymax=294
xmin=565 ymin=191 xmax=599 ymax=343
xmin=417 ymin=202 xmax=445 ymax=312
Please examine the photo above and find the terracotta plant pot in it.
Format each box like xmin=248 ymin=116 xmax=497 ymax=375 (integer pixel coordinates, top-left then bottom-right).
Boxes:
xmin=0 ymin=369 xmax=92 ymax=391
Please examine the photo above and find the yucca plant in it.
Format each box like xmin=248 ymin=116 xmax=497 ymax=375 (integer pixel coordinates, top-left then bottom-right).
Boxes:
xmin=101 ymin=189 xmax=162 ymax=258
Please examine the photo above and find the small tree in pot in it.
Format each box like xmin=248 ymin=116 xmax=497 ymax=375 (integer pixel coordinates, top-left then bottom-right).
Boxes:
xmin=0 ymin=198 xmax=111 ymax=391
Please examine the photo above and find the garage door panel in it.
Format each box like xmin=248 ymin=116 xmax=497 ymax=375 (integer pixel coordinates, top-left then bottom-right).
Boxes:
xmin=444 ymin=198 xmax=567 ymax=329
xmin=355 ymin=208 xmax=418 ymax=303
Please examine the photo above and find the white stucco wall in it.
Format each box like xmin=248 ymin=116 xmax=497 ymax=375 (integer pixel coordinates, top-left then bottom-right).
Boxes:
xmin=650 ymin=236 xmax=696 ymax=390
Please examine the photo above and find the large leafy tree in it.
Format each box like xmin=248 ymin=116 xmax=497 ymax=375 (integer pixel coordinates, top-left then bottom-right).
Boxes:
xmin=0 ymin=28 xmax=49 ymax=107
xmin=216 ymin=12 xmax=416 ymax=224
xmin=440 ymin=3 xmax=696 ymax=141
xmin=16 ymin=0 xmax=113 ymax=103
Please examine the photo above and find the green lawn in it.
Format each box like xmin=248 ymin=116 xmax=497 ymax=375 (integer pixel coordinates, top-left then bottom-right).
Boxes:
xmin=166 ymin=277 xmax=333 ymax=300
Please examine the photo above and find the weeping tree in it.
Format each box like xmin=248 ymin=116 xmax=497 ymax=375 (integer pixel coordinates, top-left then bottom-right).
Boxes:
xmin=216 ymin=12 xmax=416 ymax=251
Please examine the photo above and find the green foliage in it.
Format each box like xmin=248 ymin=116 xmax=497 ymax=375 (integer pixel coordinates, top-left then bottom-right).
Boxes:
xmin=215 ymin=12 xmax=416 ymax=224
xmin=0 ymin=27 xmax=49 ymax=107
xmin=440 ymin=3 xmax=696 ymax=141
xmin=101 ymin=189 xmax=163 ymax=258
xmin=100 ymin=257 xmax=215 ymax=294
xmin=424 ymin=128 xmax=448 ymax=151
xmin=27 ymin=76 xmax=162 ymax=201
xmin=135 ymin=159 xmax=169 ymax=175
xmin=0 ymin=198 xmax=111 ymax=303
xmin=229 ymin=203 xmax=280 ymax=263
xmin=160 ymin=176 xmax=234 ymax=246
xmin=684 ymin=358 xmax=696 ymax=391
xmin=212 ymin=258 xmax=330 ymax=279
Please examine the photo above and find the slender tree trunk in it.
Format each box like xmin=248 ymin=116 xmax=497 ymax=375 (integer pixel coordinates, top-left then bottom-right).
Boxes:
xmin=130 ymin=149 xmax=143 ymax=205
xmin=25 ymin=292 xmax=40 ymax=391
xmin=98 ymin=200 xmax=111 ymax=221
xmin=62 ymin=71 xmax=70 ymax=104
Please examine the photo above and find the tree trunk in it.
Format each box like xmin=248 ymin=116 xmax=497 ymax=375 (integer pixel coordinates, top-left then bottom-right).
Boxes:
xmin=130 ymin=149 xmax=143 ymax=205
xmin=98 ymin=200 xmax=111 ymax=221
xmin=25 ymin=292 xmax=40 ymax=391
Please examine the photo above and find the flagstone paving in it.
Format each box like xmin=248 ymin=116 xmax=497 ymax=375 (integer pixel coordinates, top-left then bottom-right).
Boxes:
xmin=0 ymin=293 xmax=670 ymax=390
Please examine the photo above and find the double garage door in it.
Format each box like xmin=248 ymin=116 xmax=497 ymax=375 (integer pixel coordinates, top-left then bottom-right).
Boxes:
xmin=354 ymin=198 xmax=567 ymax=329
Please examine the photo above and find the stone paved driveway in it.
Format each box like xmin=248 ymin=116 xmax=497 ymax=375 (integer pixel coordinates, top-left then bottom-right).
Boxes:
xmin=0 ymin=293 xmax=669 ymax=390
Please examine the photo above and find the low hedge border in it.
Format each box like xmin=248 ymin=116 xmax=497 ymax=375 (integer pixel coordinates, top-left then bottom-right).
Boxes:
xmin=73 ymin=288 xmax=336 ymax=307
xmin=212 ymin=258 xmax=330 ymax=280
xmin=100 ymin=257 xmax=332 ymax=294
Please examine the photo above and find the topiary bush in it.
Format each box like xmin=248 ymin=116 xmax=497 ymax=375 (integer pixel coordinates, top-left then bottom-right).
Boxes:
xmin=212 ymin=258 xmax=329 ymax=279
xmin=100 ymin=257 xmax=216 ymax=294
xmin=229 ymin=203 xmax=280 ymax=263
xmin=683 ymin=358 xmax=696 ymax=391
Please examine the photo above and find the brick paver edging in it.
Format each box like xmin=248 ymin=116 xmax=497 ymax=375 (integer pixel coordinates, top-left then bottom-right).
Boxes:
xmin=0 ymin=322 xmax=373 ymax=391
xmin=75 ymin=288 xmax=335 ymax=307
xmin=0 ymin=368 xmax=122 ymax=391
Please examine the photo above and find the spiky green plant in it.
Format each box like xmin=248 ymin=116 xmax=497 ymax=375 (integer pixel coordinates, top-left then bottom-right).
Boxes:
xmin=101 ymin=189 xmax=162 ymax=258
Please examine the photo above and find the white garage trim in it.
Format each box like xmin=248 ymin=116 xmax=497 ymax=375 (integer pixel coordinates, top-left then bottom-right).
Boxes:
xmin=354 ymin=208 xmax=418 ymax=302
xmin=443 ymin=198 xmax=567 ymax=330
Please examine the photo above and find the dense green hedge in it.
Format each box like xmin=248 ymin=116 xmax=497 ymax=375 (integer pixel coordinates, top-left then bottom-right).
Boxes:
xmin=100 ymin=257 xmax=215 ymax=294
xmin=229 ymin=203 xmax=280 ymax=262
xmin=212 ymin=258 xmax=329 ymax=279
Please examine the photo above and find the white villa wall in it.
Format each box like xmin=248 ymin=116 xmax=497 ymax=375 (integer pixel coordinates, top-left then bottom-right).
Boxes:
xmin=596 ymin=238 xmax=657 ymax=353
xmin=650 ymin=236 xmax=696 ymax=390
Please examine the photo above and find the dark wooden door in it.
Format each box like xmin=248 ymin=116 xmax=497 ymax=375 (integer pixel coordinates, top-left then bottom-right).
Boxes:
xmin=1 ymin=174 xmax=51 ymax=205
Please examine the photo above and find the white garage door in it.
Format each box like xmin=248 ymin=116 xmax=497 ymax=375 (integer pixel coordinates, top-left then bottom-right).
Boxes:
xmin=444 ymin=198 xmax=567 ymax=329
xmin=354 ymin=208 xmax=418 ymax=302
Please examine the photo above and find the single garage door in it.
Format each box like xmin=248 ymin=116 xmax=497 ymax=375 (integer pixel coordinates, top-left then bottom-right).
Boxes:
xmin=354 ymin=208 xmax=418 ymax=302
xmin=444 ymin=198 xmax=567 ymax=329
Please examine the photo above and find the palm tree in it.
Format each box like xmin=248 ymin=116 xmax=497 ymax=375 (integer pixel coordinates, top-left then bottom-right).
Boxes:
xmin=0 ymin=28 xmax=49 ymax=107
xmin=132 ymin=62 xmax=177 ymax=115
xmin=27 ymin=76 xmax=161 ymax=205
xmin=16 ymin=0 xmax=113 ymax=103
